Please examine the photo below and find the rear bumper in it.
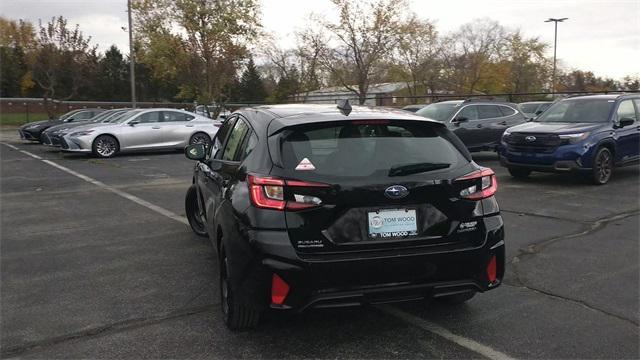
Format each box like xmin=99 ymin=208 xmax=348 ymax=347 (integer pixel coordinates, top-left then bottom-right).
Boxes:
xmin=249 ymin=215 xmax=505 ymax=312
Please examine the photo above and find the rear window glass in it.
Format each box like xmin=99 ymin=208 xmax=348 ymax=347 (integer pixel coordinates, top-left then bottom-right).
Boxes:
xmin=278 ymin=121 xmax=466 ymax=178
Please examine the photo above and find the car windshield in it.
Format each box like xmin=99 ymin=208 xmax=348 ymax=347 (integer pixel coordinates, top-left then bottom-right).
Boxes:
xmin=415 ymin=103 xmax=460 ymax=122
xmin=111 ymin=110 xmax=143 ymax=123
xmin=278 ymin=121 xmax=465 ymax=179
xmin=89 ymin=111 xmax=115 ymax=122
xmin=59 ymin=110 xmax=81 ymax=120
xmin=536 ymin=99 xmax=614 ymax=123
xmin=519 ymin=103 xmax=540 ymax=113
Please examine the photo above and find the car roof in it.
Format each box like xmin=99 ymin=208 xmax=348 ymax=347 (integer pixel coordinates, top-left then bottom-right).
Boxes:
xmin=564 ymin=94 xmax=636 ymax=100
xmin=252 ymin=104 xmax=442 ymax=136
xmin=520 ymin=101 xmax=550 ymax=104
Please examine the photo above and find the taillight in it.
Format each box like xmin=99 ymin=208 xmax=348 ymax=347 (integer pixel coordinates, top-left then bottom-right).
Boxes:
xmin=248 ymin=175 xmax=329 ymax=211
xmin=248 ymin=175 xmax=285 ymax=210
xmin=455 ymin=168 xmax=498 ymax=200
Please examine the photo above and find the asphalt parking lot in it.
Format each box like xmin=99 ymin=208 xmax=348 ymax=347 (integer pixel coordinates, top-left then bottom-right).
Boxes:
xmin=1 ymin=130 xmax=639 ymax=359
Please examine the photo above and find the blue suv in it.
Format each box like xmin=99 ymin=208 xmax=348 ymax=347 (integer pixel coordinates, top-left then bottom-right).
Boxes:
xmin=499 ymin=94 xmax=639 ymax=184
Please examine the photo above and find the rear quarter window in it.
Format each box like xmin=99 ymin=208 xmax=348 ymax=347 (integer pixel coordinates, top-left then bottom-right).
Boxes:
xmin=277 ymin=121 xmax=468 ymax=178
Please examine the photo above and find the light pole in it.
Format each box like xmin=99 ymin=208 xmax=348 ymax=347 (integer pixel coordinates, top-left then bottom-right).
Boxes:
xmin=127 ymin=0 xmax=137 ymax=108
xmin=545 ymin=17 xmax=568 ymax=95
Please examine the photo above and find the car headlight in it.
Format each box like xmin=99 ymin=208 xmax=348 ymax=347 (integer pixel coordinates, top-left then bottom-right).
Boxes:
xmin=69 ymin=130 xmax=94 ymax=137
xmin=502 ymin=128 xmax=513 ymax=140
xmin=558 ymin=132 xmax=589 ymax=144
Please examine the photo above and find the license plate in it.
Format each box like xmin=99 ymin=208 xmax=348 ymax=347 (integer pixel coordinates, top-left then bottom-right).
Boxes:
xmin=368 ymin=209 xmax=418 ymax=239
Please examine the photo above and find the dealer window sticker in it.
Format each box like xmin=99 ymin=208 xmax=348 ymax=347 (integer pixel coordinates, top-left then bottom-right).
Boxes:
xmin=295 ymin=157 xmax=316 ymax=171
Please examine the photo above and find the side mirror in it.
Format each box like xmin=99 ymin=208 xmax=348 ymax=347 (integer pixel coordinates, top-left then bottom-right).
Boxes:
xmin=128 ymin=120 xmax=139 ymax=126
xmin=453 ymin=116 xmax=468 ymax=124
xmin=184 ymin=144 xmax=207 ymax=161
xmin=535 ymin=110 xmax=544 ymax=115
xmin=64 ymin=118 xmax=75 ymax=123
xmin=618 ymin=117 xmax=635 ymax=128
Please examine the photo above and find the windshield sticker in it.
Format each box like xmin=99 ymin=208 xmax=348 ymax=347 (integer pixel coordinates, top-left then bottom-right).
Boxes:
xmin=295 ymin=158 xmax=316 ymax=171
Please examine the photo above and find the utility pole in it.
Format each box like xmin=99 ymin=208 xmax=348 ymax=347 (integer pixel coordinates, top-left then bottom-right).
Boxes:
xmin=128 ymin=0 xmax=137 ymax=108
xmin=545 ymin=17 xmax=568 ymax=95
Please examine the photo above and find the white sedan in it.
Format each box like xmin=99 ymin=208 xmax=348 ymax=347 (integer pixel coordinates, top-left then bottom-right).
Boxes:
xmin=61 ymin=108 xmax=220 ymax=158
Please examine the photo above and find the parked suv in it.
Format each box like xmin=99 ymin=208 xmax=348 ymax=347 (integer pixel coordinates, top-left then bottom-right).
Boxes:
xmin=183 ymin=104 xmax=505 ymax=330
xmin=416 ymin=99 xmax=527 ymax=152
xmin=500 ymin=94 xmax=639 ymax=184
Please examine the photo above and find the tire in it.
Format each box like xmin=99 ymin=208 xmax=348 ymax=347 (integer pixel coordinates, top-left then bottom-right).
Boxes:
xmin=185 ymin=185 xmax=208 ymax=237
xmin=92 ymin=135 xmax=119 ymax=158
xmin=508 ymin=168 xmax=531 ymax=178
xmin=189 ymin=132 xmax=211 ymax=146
xmin=590 ymin=147 xmax=613 ymax=185
xmin=436 ymin=291 xmax=476 ymax=305
xmin=219 ymin=243 xmax=260 ymax=331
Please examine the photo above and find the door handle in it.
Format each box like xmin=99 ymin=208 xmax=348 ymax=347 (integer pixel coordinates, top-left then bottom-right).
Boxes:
xmin=476 ymin=124 xmax=482 ymax=128
xmin=499 ymin=121 xmax=507 ymax=125
xmin=185 ymin=124 xmax=194 ymax=127
xmin=152 ymin=126 xmax=161 ymax=129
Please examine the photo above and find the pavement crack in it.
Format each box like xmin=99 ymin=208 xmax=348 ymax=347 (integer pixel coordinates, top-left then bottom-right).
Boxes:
xmin=511 ymin=209 xmax=639 ymax=263
xmin=503 ymin=283 xmax=639 ymax=327
xmin=500 ymin=209 xmax=581 ymax=223
xmin=1 ymin=303 xmax=219 ymax=358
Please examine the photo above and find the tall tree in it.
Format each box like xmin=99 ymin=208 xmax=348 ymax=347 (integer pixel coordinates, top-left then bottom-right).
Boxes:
xmin=442 ymin=19 xmax=507 ymax=94
xmin=30 ymin=16 xmax=97 ymax=116
xmin=394 ymin=17 xmax=441 ymax=100
xmin=238 ymin=58 xmax=267 ymax=102
xmin=133 ymin=0 xmax=261 ymax=107
xmin=0 ymin=17 xmax=37 ymax=97
xmin=316 ymin=0 xmax=410 ymax=104
xmin=97 ymin=45 xmax=129 ymax=100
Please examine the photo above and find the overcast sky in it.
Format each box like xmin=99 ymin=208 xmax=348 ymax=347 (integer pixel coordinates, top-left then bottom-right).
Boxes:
xmin=1 ymin=0 xmax=638 ymax=79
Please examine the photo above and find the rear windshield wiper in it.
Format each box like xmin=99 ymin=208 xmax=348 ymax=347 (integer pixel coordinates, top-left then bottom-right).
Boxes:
xmin=388 ymin=162 xmax=450 ymax=177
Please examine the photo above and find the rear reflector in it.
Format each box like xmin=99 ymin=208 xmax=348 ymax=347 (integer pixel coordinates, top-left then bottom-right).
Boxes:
xmin=487 ymin=255 xmax=497 ymax=283
xmin=271 ymin=273 xmax=290 ymax=305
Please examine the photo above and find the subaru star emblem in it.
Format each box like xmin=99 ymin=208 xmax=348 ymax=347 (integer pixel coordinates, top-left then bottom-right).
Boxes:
xmin=525 ymin=135 xmax=537 ymax=142
xmin=384 ymin=185 xmax=409 ymax=199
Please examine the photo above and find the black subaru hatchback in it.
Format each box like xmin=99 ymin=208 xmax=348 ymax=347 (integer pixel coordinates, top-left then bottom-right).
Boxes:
xmin=184 ymin=104 xmax=505 ymax=330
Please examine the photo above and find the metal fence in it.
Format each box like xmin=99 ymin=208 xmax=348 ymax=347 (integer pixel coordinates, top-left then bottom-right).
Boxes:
xmin=2 ymin=90 xmax=639 ymax=124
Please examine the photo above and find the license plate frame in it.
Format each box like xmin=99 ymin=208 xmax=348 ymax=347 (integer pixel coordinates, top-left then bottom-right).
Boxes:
xmin=367 ymin=208 xmax=418 ymax=239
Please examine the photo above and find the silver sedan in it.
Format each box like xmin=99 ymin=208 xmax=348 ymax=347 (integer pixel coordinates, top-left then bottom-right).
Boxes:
xmin=61 ymin=108 xmax=220 ymax=158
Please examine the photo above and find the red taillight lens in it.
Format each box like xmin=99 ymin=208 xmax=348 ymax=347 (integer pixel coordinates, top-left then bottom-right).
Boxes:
xmin=271 ymin=273 xmax=290 ymax=305
xmin=248 ymin=175 xmax=329 ymax=211
xmin=455 ymin=168 xmax=498 ymax=200
xmin=487 ymin=255 xmax=497 ymax=283
xmin=248 ymin=175 xmax=285 ymax=210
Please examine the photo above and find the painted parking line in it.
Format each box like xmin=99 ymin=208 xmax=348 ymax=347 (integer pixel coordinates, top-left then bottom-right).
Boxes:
xmin=379 ymin=306 xmax=515 ymax=360
xmin=1 ymin=142 xmax=516 ymax=360
xmin=1 ymin=142 xmax=188 ymax=225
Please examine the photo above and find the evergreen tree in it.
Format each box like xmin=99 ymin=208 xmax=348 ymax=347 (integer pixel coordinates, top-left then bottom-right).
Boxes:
xmin=238 ymin=58 xmax=267 ymax=102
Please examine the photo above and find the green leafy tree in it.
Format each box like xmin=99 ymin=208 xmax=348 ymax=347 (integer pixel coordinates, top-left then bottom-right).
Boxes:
xmin=30 ymin=16 xmax=98 ymax=115
xmin=133 ymin=0 xmax=261 ymax=108
xmin=0 ymin=17 xmax=37 ymax=97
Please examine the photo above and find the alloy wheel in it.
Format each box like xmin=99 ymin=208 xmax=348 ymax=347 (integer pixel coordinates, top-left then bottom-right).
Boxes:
xmin=596 ymin=150 xmax=612 ymax=184
xmin=96 ymin=137 xmax=117 ymax=157
xmin=190 ymin=133 xmax=210 ymax=145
